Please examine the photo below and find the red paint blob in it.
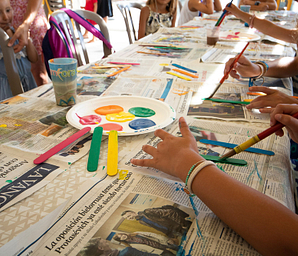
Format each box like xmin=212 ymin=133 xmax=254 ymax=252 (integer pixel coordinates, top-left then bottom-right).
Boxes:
xmin=95 ymin=105 xmax=124 ymax=115
xmin=76 ymin=113 xmax=102 ymax=125
xmin=99 ymin=123 xmax=123 ymax=131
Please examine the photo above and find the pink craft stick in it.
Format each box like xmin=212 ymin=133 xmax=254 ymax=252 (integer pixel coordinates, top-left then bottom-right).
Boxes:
xmin=108 ymin=61 xmax=140 ymax=65
xmin=33 ymin=127 xmax=91 ymax=165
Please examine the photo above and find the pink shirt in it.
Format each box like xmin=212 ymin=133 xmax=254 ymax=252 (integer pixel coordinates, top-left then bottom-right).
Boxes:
xmin=11 ymin=0 xmax=48 ymax=55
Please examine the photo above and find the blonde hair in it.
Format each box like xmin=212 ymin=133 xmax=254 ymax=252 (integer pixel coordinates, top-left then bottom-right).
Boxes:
xmin=146 ymin=0 xmax=177 ymax=15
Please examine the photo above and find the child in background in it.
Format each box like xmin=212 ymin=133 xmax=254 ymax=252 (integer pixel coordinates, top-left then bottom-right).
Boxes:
xmin=178 ymin=0 xmax=222 ymax=26
xmin=0 ymin=0 xmax=38 ymax=101
xmin=83 ymin=0 xmax=98 ymax=43
xmin=138 ymin=0 xmax=177 ymax=40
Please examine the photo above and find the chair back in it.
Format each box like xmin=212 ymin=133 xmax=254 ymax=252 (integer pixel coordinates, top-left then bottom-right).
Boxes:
xmin=0 ymin=28 xmax=23 ymax=96
xmin=43 ymin=0 xmax=66 ymax=18
xmin=117 ymin=2 xmax=143 ymax=44
xmin=51 ymin=9 xmax=112 ymax=67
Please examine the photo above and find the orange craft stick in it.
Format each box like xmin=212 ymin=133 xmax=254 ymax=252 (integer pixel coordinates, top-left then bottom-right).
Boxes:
xmin=172 ymin=68 xmax=199 ymax=78
xmin=107 ymin=65 xmax=131 ymax=77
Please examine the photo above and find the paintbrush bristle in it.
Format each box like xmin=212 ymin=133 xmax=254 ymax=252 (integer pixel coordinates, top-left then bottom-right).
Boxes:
xmin=219 ymin=149 xmax=236 ymax=160
xmin=207 ymin=82 xmax=222 ymax=99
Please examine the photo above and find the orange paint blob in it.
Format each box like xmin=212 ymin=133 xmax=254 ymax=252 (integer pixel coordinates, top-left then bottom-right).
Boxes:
xmin=95 ymin=105 xmax=124 ymax=115
xmin=99 ymin=123 xmax=123 ymax=131
xmin=106 ymin=112 xmax=135 ymax=122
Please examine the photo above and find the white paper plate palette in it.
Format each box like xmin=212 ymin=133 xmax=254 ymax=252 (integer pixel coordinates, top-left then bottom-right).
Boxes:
xmin=66 ymin=96 xmax=176 ymax=136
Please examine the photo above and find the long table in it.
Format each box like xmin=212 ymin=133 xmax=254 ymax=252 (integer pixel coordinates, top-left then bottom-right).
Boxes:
xmin=0 ymin=10 xmax=297 ymax=256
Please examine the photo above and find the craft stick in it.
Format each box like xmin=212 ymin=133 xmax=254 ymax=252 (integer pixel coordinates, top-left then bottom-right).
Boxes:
xmin=215 ymin=0 xmax=233 ymax=26
xmin=147 ymin=47 xmax=171 ymax=53
xmin=87 ymin=126 xmax=103 ymax=172
xmin=33 ymin=127 xmax=91 ymax=165
xmin=107 ymin=130 xmax=118 ymax=176
xmin=137 ymin=51 xmax=168 ymax=56
xmin=247 ymin=92 xmax=298 ymax=99
xmin=92 ymin=65 xmax=127 ymax=69
xmin=167 ymin=71 xmax=192 ymax=81
xmin=199 ymin=139 xmax=274 ymax=156
xmin=108 ymin=61 xmax=140 ymax=65
xmin=208 ymin=42 xmax=250 ymax=98
xmin=172 ymin=68 xmax=199 ymax=78
xmin=201 ymin=154 xmax=247 ymax=166
xmin=220 ymin=111 xmax=298 ymax=160
xmin=172 ymin=63 xmax=197 ymax=73
xmin=246 ymin=92 xmax=266 ymax=96
xmin=244 ymin=99 xmax=253 ymax=102
xmin=202 ymin=98 xmax=250 ymax=105
xmin=107 ymin=65 xmax=131 ymax=77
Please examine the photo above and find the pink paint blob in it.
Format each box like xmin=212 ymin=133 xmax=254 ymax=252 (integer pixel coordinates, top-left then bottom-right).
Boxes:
xmin=99 ymin=123 xmax=123 ymax=131
xmin=76 ymin=113 xmax=102 ymax=125
xmin=226 ymin=35 xmax=239 ymax=40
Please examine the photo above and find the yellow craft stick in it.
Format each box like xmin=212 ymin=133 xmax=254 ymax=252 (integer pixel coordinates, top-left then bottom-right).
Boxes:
xmin=167 ymin=71 xmax=191 ymax=81
xmin=107 ymin=130 xmax=118 ymax=176
xmin=244 ymin=99 xmax=253 ymax=102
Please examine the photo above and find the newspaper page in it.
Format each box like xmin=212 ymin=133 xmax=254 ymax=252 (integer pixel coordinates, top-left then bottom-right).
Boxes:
xmin=2 ymin=117 xmax=294 ymax=256
xmin=0 ymin=96 xmax=92 ymax=162
xmin=201 ymin=41 xmax=295 ymax=63
xmin=0 ymin=146 xmax=67 ymax=212
xmin=120 ymin=117 xmax=295 ymax=255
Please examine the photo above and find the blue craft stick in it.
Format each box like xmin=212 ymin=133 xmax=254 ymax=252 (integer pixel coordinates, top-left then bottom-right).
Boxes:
xmin=172 ymin=63 xmax=197 ymax=73
xmin=199 ymin=139 xmax=274 ymax=156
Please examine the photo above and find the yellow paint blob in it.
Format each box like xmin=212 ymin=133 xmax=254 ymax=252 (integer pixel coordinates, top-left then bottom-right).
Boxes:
xmin=106 ymin=112 xmax=135 ymax=122
xmin=0 ymin=124 xmax=7 ymax=128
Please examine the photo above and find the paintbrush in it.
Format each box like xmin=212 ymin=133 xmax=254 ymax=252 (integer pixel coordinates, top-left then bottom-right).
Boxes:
xmin=208 ymin=42 xmax=250 ymax=98
xmin=215 ymin=0 xmax=234 ymax=26
xmin=220 ymin=111 xmax=298 ymax=160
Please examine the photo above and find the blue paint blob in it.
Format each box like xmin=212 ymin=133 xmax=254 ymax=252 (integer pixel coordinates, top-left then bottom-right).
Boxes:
xmin=129 ymin=119 xmax=156 ymax=130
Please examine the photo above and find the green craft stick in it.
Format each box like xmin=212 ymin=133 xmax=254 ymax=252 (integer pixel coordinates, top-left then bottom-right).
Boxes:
xmin=87 ymin=126 xmax=103 ymax=172
xmin=201 ymin=154 xmax=247 ymax=166
xmin=202 ymin=98 xmax=250 ymax=105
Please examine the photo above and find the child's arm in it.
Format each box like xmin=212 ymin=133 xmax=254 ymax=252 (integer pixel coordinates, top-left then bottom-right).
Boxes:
xmin=171 ymin=11 xmax=177 ymax=27
xmin=226 ymin=4 xmax=297 ymax=43
xmin=188 ymin=0 xmax=214 ymax=15
xmin=239 ymin=0 xmax=277 ymax=11
xmin=138 ymin=6 xmax=150 ymax=39
xmin=26 ymin=38 xmax=39 ymax=63
xmin=93 ymin=0 xmax=98 ymax=13
xmin=213 ymin=0 xmax=222 ymax=12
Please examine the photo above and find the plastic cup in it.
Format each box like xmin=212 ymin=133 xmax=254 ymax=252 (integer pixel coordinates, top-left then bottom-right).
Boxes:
xmin=49 ymin=58 xmax=77 ymax=106
xmin=207 ymin=27 xmax=220 ymax=45
xmin=240 ymin=5 xmax=251 ymax=12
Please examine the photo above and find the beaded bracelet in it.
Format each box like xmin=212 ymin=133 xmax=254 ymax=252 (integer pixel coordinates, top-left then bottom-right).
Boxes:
xmin=185 ymin=160 xmax=205 ymax=187
xmin=255 ymin=61 xmax=269 ymax=76
xmin=185 ymin=160 xmax=216 ymax=194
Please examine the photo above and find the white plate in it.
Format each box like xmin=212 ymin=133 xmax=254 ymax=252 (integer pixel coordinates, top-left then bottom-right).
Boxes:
xmin=66 ymin=96 xmax=176 ymax=136
xmin=219 ymin=31 xmax=260 ymax=42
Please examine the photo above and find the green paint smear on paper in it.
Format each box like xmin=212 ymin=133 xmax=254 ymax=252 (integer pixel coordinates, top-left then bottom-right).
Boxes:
xmin=201 ymin=154 xmax=247 ymax=166
xmin=128 ymin=107 xmax=155 ymax=117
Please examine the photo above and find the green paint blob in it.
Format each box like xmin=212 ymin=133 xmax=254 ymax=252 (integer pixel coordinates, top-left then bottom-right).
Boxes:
xmin=128 ymin=107 xmax=155 ymax=117
xmin=6 ymin=180 xmax=12 ymax=183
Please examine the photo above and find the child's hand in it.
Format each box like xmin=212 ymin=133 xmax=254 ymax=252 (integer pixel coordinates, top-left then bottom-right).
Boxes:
xmin=270 ymin=104 xmax=298 ymax=143
xmin=224 ymin=55 xmax=260 ymax=79
xmin=246 ymin=86 xmax=298 ymax=111
xmin=131 ymin=117 xmax=204 ymax=182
